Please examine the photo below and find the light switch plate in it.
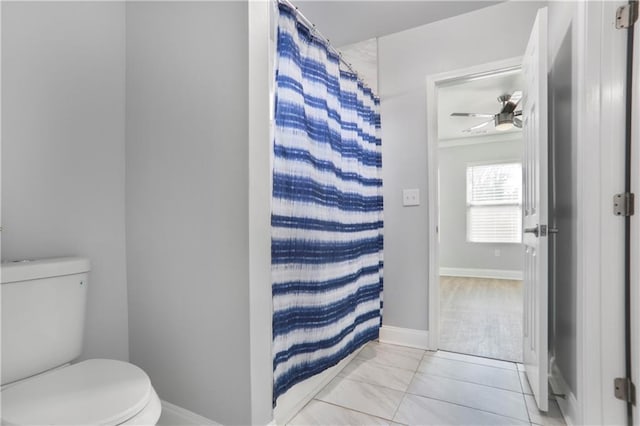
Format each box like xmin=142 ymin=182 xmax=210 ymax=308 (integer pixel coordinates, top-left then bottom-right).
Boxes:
xmin=402 ymin=189 xmax=420 ymax=206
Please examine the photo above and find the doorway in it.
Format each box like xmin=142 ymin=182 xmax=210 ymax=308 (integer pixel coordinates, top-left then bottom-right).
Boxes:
xmin=438 ymin=68 xmax=524 ymax=363
xmin=426 ymin=58 xmax=526 ymax=365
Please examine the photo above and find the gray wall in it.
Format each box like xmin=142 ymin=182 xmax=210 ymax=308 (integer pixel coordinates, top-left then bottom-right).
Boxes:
xmin=377 ymin=1 xmax=541 ymax=331
xmin=548 ymin=1 xmax=577 ymax=396
xmin=439 ymin=140 xmax=523 ymax=271
xmin=125 ymin=3 xmax=252 ymax=424
xmin=1 ymin=2 xmax=130 ymax=362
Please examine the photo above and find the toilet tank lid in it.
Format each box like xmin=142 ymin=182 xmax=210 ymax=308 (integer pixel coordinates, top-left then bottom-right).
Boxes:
xmin=1 ymin=257 xmax=90 ymax=284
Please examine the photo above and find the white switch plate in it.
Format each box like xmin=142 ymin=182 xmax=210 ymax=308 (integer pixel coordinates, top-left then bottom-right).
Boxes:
xmin=402 ymin=189 xmax=420 ymax=206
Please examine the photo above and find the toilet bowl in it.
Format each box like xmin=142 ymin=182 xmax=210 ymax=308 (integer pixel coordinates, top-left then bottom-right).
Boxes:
xmin=1 ymin=258 xmax=162 ymax=425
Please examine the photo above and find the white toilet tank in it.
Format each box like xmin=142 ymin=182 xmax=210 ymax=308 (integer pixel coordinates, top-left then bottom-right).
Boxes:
xmin=1 ymin=257 xmax=91 ymax=385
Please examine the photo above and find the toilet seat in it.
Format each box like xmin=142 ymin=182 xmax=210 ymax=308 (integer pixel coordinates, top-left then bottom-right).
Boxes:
xmin=1 ymin=358 xmax=160 ymax=426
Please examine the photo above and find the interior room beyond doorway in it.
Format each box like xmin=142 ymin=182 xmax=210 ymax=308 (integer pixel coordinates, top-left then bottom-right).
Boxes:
xmin=436 ymin=68 xmax=524 ymax=363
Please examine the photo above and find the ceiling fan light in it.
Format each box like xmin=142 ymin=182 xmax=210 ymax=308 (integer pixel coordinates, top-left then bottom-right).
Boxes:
xmin=495 ymin=122 xmax=513 ymax=131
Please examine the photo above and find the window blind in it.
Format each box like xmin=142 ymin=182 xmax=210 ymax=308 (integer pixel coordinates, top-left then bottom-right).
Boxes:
xmin=466 ymin=162 xmax=522 ymax=243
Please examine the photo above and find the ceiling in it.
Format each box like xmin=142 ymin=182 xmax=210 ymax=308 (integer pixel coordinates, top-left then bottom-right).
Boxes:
xmin=290 ymin=0 xmax=522 ymax=141
xmin=438 ymin=70 xmax=524 ymax=141
xmin=294 ymin=1 xmax=503 ymax=47
xmin=339 ymin=38 xmax=379 ymax=92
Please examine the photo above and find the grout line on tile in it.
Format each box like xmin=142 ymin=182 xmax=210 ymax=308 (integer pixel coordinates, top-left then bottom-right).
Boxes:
xmin=389 ymin=345 xmax=424 ymax=421
xmin=518 ymin=370 xmax=528 ymax=393
xmin=386 ymin=354 xmax=422 ymax=424
xmin=422 ymin=351 xmax=517 ymax=371
xmin=427 ymin=350 xmax=519 ymax=371
xmin=353 ymin=354 xmax=423 ymax=373
xmin=519 ymin=375 xmax=535 ymax=424
xmin=402 ymin=393 xmax=530 ymax=425
xmin=411 ymin=367 xmax=522 ymax=393
xmin=523 ymin=396 xmax=535 ymax=424
xmin=332 ymin=372 xmax=411 ymax=394
xmin=311 ymin=398 xmax=397 ymax=422
xmin=389 ymin=392 xmax=407 ymax=423
xmin=437 ymin=349 xmax=520 ymax=364
xmin=406 ymin=372 xmax=526 ymax=397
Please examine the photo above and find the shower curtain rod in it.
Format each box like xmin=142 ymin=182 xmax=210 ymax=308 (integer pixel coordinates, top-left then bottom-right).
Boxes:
xmin=277 ymin=0 xmax=370 ymax=88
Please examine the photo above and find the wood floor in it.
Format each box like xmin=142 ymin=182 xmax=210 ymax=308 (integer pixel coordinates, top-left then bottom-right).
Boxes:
xmin=439 ymin=276 xmax=523 ymax=363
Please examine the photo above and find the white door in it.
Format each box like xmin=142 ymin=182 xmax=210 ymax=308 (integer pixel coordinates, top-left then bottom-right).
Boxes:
xmin=522 ymin=7 xmax=549 ymax=412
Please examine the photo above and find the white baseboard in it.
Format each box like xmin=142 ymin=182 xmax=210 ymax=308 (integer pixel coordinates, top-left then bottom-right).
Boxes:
xmin=158 ymin=400 xmax=219 ymax=426
xmin=272 ymin=346 xmax=363 ymax=425
xmin=379 ymin=325 xmax=430 ymax=350
xmin=549 ymin=363 xmax=577 ymax=426
xmin=440 ymin=267 xmax=523 ymax=280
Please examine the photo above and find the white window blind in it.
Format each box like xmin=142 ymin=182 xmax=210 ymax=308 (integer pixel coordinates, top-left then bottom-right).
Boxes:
xmin=466 ymin=162 xmax=522 ymax=243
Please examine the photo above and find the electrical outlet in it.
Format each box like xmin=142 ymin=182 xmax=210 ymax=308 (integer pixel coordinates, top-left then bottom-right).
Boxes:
xmin=403 ymin=189 xmax=420 ymax=206
xmin=494 ymin=249 xmax=501 ymax=257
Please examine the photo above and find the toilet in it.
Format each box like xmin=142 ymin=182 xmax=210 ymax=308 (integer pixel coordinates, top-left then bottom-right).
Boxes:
xmin=1 ymin=257 xmax=162 ymax=425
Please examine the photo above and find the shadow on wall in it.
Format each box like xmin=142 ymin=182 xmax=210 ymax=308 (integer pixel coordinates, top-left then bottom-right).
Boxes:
xmin=548 ymin=24 xmax=576 ymax=395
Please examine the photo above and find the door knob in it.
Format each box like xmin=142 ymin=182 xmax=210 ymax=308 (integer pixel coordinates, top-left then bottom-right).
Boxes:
xmin=524 ymin=225 xmax=558 ymax=237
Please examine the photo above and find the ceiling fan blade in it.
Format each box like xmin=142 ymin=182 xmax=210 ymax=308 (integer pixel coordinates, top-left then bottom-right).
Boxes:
xmin=450 ymin=112 xmax=495 ymax=118
xmin=513 ymin=117 xmax=523 ymax=128
xmin=462 ymin=119 xmax=493 ymax=132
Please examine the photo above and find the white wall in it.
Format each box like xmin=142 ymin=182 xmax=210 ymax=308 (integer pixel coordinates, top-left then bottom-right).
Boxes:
xmin=377 ymin=1 xmax=542 ymax=331
xmin=439 ymin=139 xmax=523 ymax=272
xmin=1 ymin=2 xmax=129 ymax=362
xmin=124 ymin=3 xmax=255 ymax=424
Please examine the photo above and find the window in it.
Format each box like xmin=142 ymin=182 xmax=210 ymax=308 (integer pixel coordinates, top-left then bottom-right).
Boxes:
xmin=466 ymin=162 xmax=522 ymax=243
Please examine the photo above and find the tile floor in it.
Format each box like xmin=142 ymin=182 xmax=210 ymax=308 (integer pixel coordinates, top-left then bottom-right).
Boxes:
xmin=287 ymin=341 xmax=566 ymax=426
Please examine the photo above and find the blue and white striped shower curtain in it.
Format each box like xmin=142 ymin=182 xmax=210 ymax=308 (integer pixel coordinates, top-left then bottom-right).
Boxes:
xmin=271 ymin=3 xmax=384 ymax=403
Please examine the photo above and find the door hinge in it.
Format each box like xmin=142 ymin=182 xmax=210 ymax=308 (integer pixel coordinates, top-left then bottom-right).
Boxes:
xmin=613 ymin=193 xmax=635 ymax=216
xmin=614 ymin=377 xmax=636 ymax=404
xmin=616 ymin=3 xmax=638 ymax=29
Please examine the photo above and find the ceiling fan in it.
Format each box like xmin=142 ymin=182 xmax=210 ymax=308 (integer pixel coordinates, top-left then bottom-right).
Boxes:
xmin=450 ymin=91 xmax=523 ymax=133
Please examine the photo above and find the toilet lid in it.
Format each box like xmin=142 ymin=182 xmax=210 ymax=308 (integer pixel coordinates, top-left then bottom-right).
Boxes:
xmin=1 ymin=359 xmax=152 ymax=426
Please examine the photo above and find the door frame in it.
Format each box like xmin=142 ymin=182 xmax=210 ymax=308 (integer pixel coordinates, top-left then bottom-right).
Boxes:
xmin=629 ymin=0 xmax=639 ymax=424
xmin=425 ymin=56 xmax=523 ymax=351
xmin=568 ymin=1 xmax=628 ymax=425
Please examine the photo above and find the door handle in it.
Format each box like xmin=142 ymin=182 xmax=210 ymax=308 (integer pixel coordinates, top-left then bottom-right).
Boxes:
xmin=524 ymin=225 xmax=559 ymax=237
